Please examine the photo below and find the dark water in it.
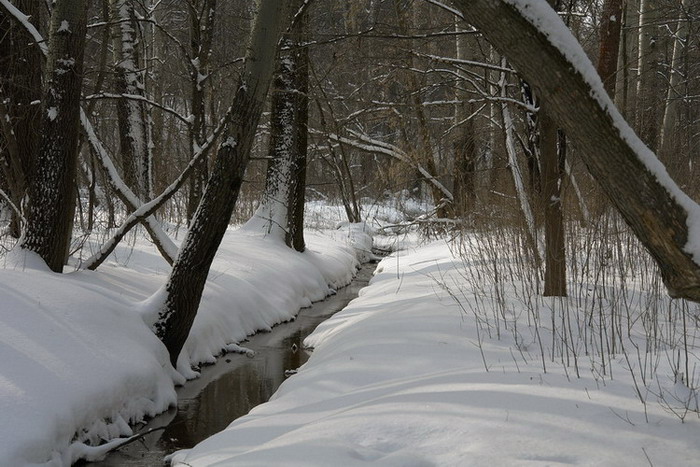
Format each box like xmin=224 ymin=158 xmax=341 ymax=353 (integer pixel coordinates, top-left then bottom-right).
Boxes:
xmin=89 ymin=263 xmax=375 ymax=466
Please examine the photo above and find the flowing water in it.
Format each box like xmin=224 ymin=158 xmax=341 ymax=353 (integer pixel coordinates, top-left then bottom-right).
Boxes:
xmin=89 ymin=263 xmax=375 ymax=466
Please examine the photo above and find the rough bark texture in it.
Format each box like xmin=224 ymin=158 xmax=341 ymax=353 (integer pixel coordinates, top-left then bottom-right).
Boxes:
xmin=21 ymin=0 xmax=87 ymax=272
xmin=154 ymin=0 xmax=292 ymax=366
xmin=288 ymin=6 xmax=309 ymax=252
xmin=257 ymin=1 xmax=308 ymax=250
xmin=454 ymin=0 xmax=700 ymax=302
xmin=0 ymin=0 xmax=42 ymax=237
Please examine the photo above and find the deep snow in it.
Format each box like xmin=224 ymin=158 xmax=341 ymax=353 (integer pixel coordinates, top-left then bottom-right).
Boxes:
xmin=0 ymin=224 xmax=371 ymax=466
xmin=171 ymin=240 xmax=700 ymax=466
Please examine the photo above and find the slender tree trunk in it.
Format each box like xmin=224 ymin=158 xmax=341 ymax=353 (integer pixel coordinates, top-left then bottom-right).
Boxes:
xmin=635 ymin=0 xmax=661 ymax=150
xmin=20 ymin=0 xmax=87 ymax=272
xmin=111 ymin=0 xmax=151 ymax=200
xmin=186 ymin=0 xmax=217 ymax=223
xmin=540 ymin=107 xmax=566 ymax=296
xmin=597 ymin=0 xmax=623 ymax=98
xmin=659 ymin=0 xmax=691 ymax=156
xmin=245 ymin=0 xmax=308 ymax=250
xmin=154 ymin=0 xmax=292 ymax=367
xmin=288 ymin=5 xmax=309 ymax=252
xmin=500 ymin=67 xmax=543 ymax=266
xmin=454 ymin=0 xmax=700 ymax=302
xmin=0 ymin=0 xmax=42 ymax=237
xmin=452 ymin=20 xmax=478 ymax=217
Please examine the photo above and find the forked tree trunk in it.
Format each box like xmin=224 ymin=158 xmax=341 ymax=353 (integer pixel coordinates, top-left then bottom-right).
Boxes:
xmin=454 ymin=0 xmax=700 ymax=302
xmin=20 ymin=0 xmax=87 ymax=272
xmin=154 ymin=0 xmax=292 ymax=367
xmin=245 ymin=0 xmax=308 ymax=251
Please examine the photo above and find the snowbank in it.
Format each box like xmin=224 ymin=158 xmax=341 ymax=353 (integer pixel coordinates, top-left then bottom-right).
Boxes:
xmin=0 ymin=225 xmax=369 ymax=466
xmin=171 ymin=241 xmax=700 ymax=466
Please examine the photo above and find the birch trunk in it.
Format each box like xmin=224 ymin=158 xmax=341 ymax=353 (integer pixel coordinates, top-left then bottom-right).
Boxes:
xmin=111 ymin=0 xmax=151 ymax=199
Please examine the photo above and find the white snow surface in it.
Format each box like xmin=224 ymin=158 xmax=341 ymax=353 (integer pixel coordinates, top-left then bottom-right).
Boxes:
xmin=0 ymin=225 xmax=368 ymax=466
xmin=171 ymin=241 xmax=700 ymax=466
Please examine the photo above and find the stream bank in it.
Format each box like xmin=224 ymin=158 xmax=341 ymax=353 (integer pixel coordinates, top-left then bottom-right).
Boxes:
xmin=89 ymin=262 xmax=376 ymax=466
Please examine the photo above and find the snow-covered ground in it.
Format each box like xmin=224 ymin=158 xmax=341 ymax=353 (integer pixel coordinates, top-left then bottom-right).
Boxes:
xmin=0 ymin=223 xmax=371 ymax=467
xmin=171 ymin=239 xmax=700 ymax=466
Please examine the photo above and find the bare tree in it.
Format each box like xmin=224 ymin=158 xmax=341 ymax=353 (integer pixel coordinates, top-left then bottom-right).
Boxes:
xmin=153 ymin=0 xmax=293 ymax=366
xmin=454 ymin=0 xmax=700 ymax=302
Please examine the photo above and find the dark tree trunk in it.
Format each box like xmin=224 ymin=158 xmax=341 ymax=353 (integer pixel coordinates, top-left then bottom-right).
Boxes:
xmin=288 ymin=6 xmax=309 ymax=252
xmin=186 ymin=0 xmax=217 ymax=224
xmin=540 ymin=107 xmax=566 ymax=296
xmin=597 ymin=0 xmax=623 ymax=98
xmin=255 ymin=0 xmax=309 ymax=250
xmin=154 ymin=0 xmax=292 ymax=366
xmin=0 ymin=0 xmax=43 ymax=238
xmin=20 ymin=0 xmax=87 ymax=272
xmin=454 ymin=0 xmax=700 ymax=302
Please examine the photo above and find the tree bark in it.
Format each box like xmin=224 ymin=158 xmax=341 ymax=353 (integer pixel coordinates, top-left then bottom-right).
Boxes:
xmin=111 ymin=0 xmax=151 ymax=199
xmin=20 ymin=0 xmax=87 ymax=272
xmin=635 ymin=0 xmax=660 ymax=150
xmin=0 ymin=0 xmax=42 ymax=237
xmin=658 ymin=0 xmax=691 ymax=157
xmin=154 ymin=0 xmax=292 ymax=367
xmin=597 ymin=0 xmax=623 ymax=98
xmin=246 ymin=1 xmax=308 ymax=250
xmin=540 ymin=107 xmax=566 ymax=296
xmin=454 ymin=0 xmax=700 ymax=302
xmin=186 ymin=0 xmax=217 ymax=223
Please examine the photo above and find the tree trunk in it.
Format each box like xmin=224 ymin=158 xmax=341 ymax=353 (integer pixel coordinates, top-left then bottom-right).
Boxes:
xmin=245 ymin=1 xmax=308 ymax=250
xmin=454 ymin=0 xmax=700 ymax=302
xmin=658 ymin=0 xmax=691 ymax=157
xmin=20 ymin=0 xmax=87 ymax=272
xmin=540 ymin=107 xmax=566 ymax=296
xmin=635 ymin=0 xmax=661 ymax=150
xmin=111 ymin=0 xmax=151 ymax=200
xmin=0 ymin=0 xmax=42 ymax=237
xmin=597 ymin=0 xmax=623 ymax=98
xmin=452 ymin=20 xmax=478 ymax=217
xmin=154 ymin=0 xmax=292 ymax=367
xmin=186 ymin=0 xmax=217 ymax=224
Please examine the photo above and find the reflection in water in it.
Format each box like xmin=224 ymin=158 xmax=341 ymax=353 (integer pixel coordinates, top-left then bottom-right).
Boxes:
xmin=88 ymin=263 xmax=374 ymax=466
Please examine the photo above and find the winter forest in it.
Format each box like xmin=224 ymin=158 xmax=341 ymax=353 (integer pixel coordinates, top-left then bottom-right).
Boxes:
xmin=1 ymin=0 xmax=700 ymax=465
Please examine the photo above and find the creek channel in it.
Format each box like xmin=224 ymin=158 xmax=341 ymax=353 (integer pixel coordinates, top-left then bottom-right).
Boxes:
xmin=90 ymin=262 xmax=376 ymax=466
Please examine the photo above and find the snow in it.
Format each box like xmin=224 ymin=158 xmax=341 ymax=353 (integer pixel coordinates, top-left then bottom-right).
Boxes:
xmin=0 ymin=223 xmax=369 ymax=466
xmin=57 ymin=20 xmax=70 ymax=33
xmin=170 ymin=239 xmax=700 ymax=467
xmin=47 ymin=107 xmax=58 ymax=121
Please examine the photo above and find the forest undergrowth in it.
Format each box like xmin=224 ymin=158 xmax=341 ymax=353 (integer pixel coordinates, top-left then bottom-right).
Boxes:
xmin=435 ymin=211 xmax=700 ymax=422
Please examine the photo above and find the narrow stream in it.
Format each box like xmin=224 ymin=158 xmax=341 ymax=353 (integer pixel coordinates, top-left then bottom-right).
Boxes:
xmin=90 ymin=262 xmax=376 ymax=466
